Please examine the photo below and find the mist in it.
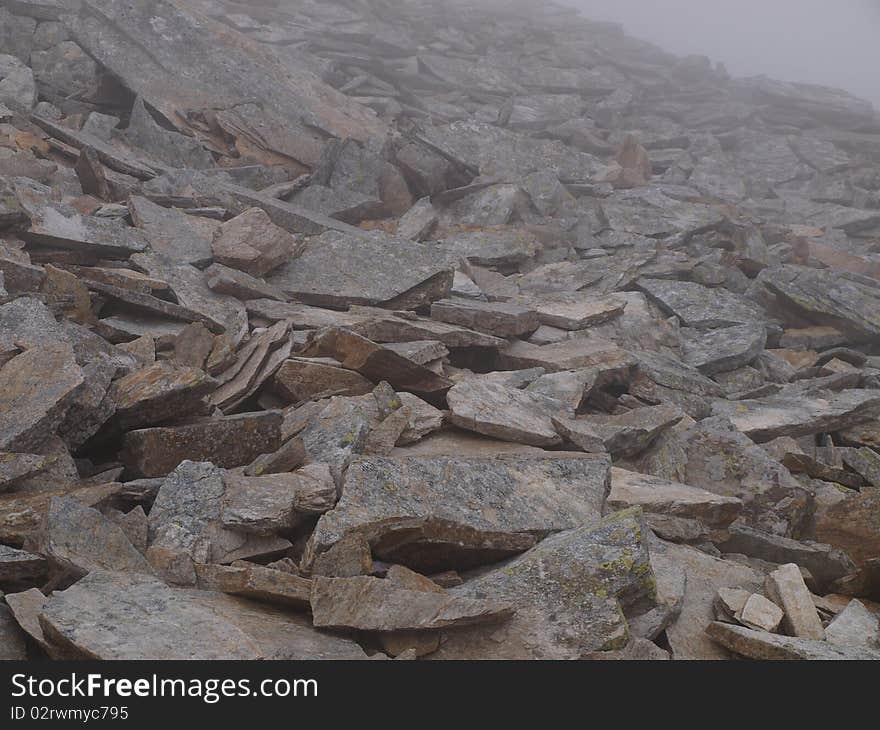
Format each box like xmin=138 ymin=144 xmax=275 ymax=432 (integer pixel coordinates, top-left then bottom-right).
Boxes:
xmin=564 ymin=0 xmax=880 ymax=107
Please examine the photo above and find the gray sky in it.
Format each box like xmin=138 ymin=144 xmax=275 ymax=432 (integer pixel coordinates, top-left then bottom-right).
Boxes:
xmin=564 ymin=0 xmax=880 ymax=107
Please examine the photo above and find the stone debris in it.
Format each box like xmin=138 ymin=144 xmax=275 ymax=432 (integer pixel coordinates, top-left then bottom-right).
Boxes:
xmin=0 ymin=0 xmax=877 ymax=661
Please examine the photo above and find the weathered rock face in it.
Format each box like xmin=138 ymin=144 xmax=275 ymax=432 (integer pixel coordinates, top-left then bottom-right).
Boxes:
xmin=431 ymin=508 xmax=657 ymax=659
xmin=0 ymin=344 xmax=83 ymax=452
xmin=1 ymin=0 xmax=880 ymax=662
xmin=309 ymin=455 xmax=611 ymax=567
xmin=38 ymin=570 xmax=367 ymax=660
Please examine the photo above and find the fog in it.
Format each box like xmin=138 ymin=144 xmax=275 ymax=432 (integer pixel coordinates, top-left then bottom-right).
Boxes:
xmin=564 ymin=0 xmax=880 ymax=106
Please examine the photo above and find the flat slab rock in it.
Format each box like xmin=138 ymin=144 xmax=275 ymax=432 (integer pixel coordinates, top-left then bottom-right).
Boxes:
xmin=681 ymin=324 xmax=767 ymax=375
xmin=608 ymin=467 xmax=742 ymax=532
xmin=121 ymin=411 xmax=283 ymax=478
xmin=447 ymin=378 xmax=568 ymax=447
xmin=310 ymin=575 xmax=513 ymax=632
xmin=706 ymin=622 xmax=880 ymax=660
xmin=0 ymin=343 xmax=84 ymax=452
xmin=637 ymin=278 xmax=765 ymax=329
xmin=309 ymin=454 xmax=611 ymax=561
xmin=430 ymin=508 xmax=656 ymax=659
xmin=267 ymin=231 xmax=453 ymax=310
xmin=38 ymin=570 xmax=367 ymax=660
xmin=712 ymin=389 xmax=880 ymax=443
xmin=553 ymin=405 xmax=684 ymax=458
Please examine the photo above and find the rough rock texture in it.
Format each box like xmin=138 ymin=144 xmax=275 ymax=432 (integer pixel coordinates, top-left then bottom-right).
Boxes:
xmin=1 ymin=0 xmax=879 ymax=662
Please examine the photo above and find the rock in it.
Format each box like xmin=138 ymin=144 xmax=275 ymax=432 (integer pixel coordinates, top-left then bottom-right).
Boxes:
xmin=824 ymin=600 xmax=880 ymax=650
xmin=312 ymin=533 xmax=374 ymax=578
xmin=630 ymin=352 xmax=725 ymax=420
xmin=553 ymin=405 xmax=684 ymax=458
xmin=516 ymin=293 xmax=627 ymax=331
xmin=39 ymin=496 xmax=152 ymax=578
xmin=267 ymin=231 xmax=453 ymax=310
xmin=637 ymin=278 xmax=765 ymax=329
xmin=760 ymin=265 xmax=880 ymax=342
xmin=125 ymin=95 xmax=214 ymax=170
xmin=767 ymin=563 xmax=825 ymax=641
xmin=173 ymin=322 xmax=214 ymax=370
xmin=23 ymin=202 xmax=149 ymax=260
xmin=195 ymin=563 xmax=311 ymax=609
xmin=650 ymin=538 xmax=765 ymax=660
xmin=204 ymin=263 xmax=287 ymax=302
xmin=0 ymin=54 xmax=36 ymax=110
xmin=0 ymin=603 xmax=26 ymax=660
xmin=301 ymin=328 xmax=451 ymax=401
xmin=128 ymin=195 xmax=217 ymax=266
xmin=447 ymin=378 xmax=566 ymax=447
xmin=397 ymin=198 xmax=438 ymax=242
xmin=0 ymin=452 xmax=59 ymax=493
xmin=0 ymin=343 xmax=84 ymax=452
xmin=121 ymin=411 xmax=283 ymax=478
xmin=38 ymin=570 xmax=366 ymax=660
xmin=681 ymin=324 xmax=767 ymax=375
xmin=608 ymin=467 xmax=742 ymax=538
xmin=211 ymin=208 xmax=297 ymax=277
xmin=723 ymin=522 xmax=851 ymax=584
xmin=272 ymin=358 xmax=374 ymax=404
xmin=712 ymin=389 xmax=880 ymax=443
xmin=706 ymin=621 xmax=880 ymax=660
xmin=0 ymin=544 xmax=47 ymax=589
xmin=430 ymin=299 xmax=539 ymax=338
xmin=675 ymin=418 xmax=814 ymax=537
xmin=221 ymin=466 xmax=337 ymax=534
xmin=147 ymin=462 xmax=292 ymax=583
xmin=812 ymin=487 xmax=880 ymax=569
xmin=310 ymin=454 xmax=611 ymax=568
xmin=738 ymin=593 xmax=783 ymax=633
xmin=431 ymin=508 xmax=656 ymax=659
xmin=108 ymin=361 xmax=215 ymax=433
xmin=310 ymin=575 xmax=513 ymax=632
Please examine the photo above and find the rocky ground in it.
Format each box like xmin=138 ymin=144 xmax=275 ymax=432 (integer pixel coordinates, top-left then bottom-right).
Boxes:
xmin=0 ymin=0 xmax=879 ymax=661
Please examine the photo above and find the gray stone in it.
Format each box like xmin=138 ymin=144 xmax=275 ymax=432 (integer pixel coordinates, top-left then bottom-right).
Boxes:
xmin=267 ymin=231 xmax=453 ymax=310
xmin=310 ymin=454 xmax=611 ymax=564
xmin=681 ymin=324 xmax=767 ymax=375
xmin=39 ymin=570 xmax=367 ymax=660
xmin=447 ymin=378 xmax=566 ymax=447
xmin=706 ymin=621 xmax=880 ymax=660
xmin=431 ymin=508 xmax=656 ymax=659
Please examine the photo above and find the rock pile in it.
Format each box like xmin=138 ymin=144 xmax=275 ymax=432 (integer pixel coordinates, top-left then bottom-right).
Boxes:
xmin=0 ymin=0 xmax=879 ymax=660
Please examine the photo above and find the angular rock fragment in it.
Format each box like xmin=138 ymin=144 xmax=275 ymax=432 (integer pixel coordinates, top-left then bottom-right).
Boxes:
xmin=272 ymin=358 xmax=374 ymax=404
xmin=310 ymin=576 xmax=513 ymax=632
xmin=310 ymin=455 xmax=611 ymax=565
xmin=267 ymin=231 xmax=453 ymax=310
xmin=212 ymin=208 xmax=297 ymax=278
xmin=430 ymin=299 xmax=539 ymax=338
xmin=0 ymin=343 xmax=83 ymax=452
xmin=431 ymin=509 xmax=656 ymax=659
xmin=40 ymin=496 xmax=152 ymax=578
xmin=447 ymin=379 xmax=565 ymax=447
xmin=39 ymin=570 xmax=366 ymax=660
xmin=0 ymin=544 xmax=47 ymax=589
xmin=608 ymin=468 xmax=742 ymax=538
xmin=553 ymin=405 xmax=684 ymax=458
xmin=195 ymin=563 xmax=311 ymax=609
xmin=108 ymin=361 xmax=215 ymax=432
xmin=121 ymin=411 xmax=283 ymax=478
xmin=712 ymin=389 xmax=880 ymax=443
xmin=767 ymin=563 xmax=825 ymax=641
xmin=706 ymin=622 xmax=880 ymax=660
